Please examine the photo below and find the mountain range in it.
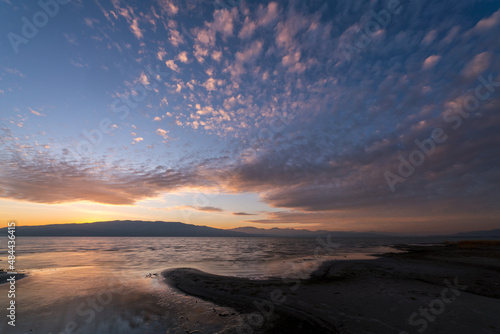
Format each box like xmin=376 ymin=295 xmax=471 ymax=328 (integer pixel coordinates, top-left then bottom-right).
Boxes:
xmin=0 ymin=220 xmax=244 ymax=237
xmin=0 ymin=220 xmax=498 ymax=237
xmin=452 ymin=228 xmax=500 ymax=237
xmin=228 ymin=226 xmax=389 ymax=237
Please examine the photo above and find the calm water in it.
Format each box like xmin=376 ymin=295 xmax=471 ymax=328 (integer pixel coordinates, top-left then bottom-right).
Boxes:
xmin=0 ymin=236 xmax=461 ymax=333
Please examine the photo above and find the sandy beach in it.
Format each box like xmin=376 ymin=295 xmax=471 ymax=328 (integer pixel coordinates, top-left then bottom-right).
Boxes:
xmin=163 ymin=242 xmax=500 ymax=334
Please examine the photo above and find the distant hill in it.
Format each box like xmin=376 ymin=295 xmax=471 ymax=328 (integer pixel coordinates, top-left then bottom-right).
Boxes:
xmin=0 ymin=220 xmax=246 ymax=237
xmin=452 ymin=229 xmax=500 ymax=238
xmin=3 ymin=221 xmax=497 ymax=238
xmin=228 ymin=226 xmax=390 ymax=238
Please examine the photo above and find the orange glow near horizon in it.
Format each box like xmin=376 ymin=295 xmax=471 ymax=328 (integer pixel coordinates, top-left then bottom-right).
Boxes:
xmin=2 ymin=197 xmax=499 ymax=234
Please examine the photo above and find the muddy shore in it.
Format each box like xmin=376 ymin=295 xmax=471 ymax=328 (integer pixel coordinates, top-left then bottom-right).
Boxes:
xmin=163 ymin=241 xmax=500 ymax=333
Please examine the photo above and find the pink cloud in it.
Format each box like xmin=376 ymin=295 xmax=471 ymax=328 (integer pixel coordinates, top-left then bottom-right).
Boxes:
xmin=422 ymin=55 xmax=441 ymax=70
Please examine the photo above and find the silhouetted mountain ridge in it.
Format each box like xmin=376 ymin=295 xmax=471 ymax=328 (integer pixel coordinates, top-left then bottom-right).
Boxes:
xmin=228 ymin=226 xmax=392 ymax=237
xmin=0 ymin=220 xmax=245 ymax=237
xmin=452 ymin=229 xmax=500 ymax=237
xmin=1 ymin=221 xmax=499 ymax=237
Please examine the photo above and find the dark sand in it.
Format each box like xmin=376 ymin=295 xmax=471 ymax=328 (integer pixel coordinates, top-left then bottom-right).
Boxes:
xmin=0 ymin=270 xmax=25 ymax=284
xmin=163 ymin=242 xmax=500 ymax=334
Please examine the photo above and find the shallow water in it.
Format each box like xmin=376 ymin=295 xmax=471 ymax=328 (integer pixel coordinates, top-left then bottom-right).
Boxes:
xmin=0 ymin=236 xmax=463 ymax=333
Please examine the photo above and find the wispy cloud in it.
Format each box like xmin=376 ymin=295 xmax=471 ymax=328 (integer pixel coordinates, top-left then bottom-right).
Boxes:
xmin=29 ymin=108 xmax=46 ymax=117
xmin=232 ymin=212 xmax=256 ymax=216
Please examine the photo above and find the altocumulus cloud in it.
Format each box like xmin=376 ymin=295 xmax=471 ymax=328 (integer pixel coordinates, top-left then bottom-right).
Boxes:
xmin=1 ymin=0 xmax=500 ymax=233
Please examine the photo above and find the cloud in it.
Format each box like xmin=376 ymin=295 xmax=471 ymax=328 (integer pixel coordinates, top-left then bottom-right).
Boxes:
xmin=275 ymin=11 xmax=309 ymax=51
xmin=226 ymin=40 xmax=264 ymax=80
xmin=462 ymin=52 xmax=492 ymax=79
xmin=257 ymin=2 xmax=279 ymax=27
xmin=244 ymin=211 xmax=331 ymax=225
xmin=156 ymin=128 xmax=169 ymax=139
xmin=170 ymin=205 xmax=225 ymax=213
xmin=193 ymin=27 xmax=216 ymax=63
xmin=139 ymin=72 xmax=150 ymax=85
xmin=3 ymin=0 xmax=500 ymax=234
xmin=158 ymin=0 xmax=178 ymax=16
xmin=29 ymin=108 xmax=45 ymax=117
xmin=4 ymin=67 xmax=25 ymax=78
xmin=130 ymin=18 xmax=143 ymax=39
xmin=190 ymin=7 xmax=238 ymax=64
xmin=232 ymin=212 xmax=256 ymax=216
xmin=470 ymin=8 xmax=500 ymax=33
xmin=282 ymin=50 xmax=301 ymax=67
xmin=84 ymin=18 xmax=98 ymax=28
xmin=63 ymin=33 xmax=78 ymax=45
xmin=421 ymin=30 xmax=437 ymax=46
xmin=211 ymin=50 xmax=222 ymax=62
xmin=133 ymin=137 xmax=143 ymax=142
xmin=165 ymin=59 xmax=180 ymax=72
xmin=195 ymin=27 xmax=216 ymax=46
xmin=169 ymin=28 xmax=184 ymax=46
xmin=188 ymin=206 xmax=224 ymax=213
xmin=202 ymin=78 xmax=217 ymax=91
xmin=157 ymin=48 xmax=167 ymax=60
xmin=0 ymin=154 xmax=201 ymax=205
xmin=239 ymin=16 xmax=257 ymax=39
xmin=177 ymin=51 xmax=188 ymax=63
xmin=211 ymin=8 xmax=237 ymax=38
xmin=422 ymin=55 xmax=441 ymax=70
xmin=214 ymin=82 xmax=500 ymax=229
xmin=236 ymin=40 xmax=263 ymax=63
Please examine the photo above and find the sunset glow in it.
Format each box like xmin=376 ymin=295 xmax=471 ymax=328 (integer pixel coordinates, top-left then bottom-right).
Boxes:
xmin=1 ymin=0 xmax=499 ymax=234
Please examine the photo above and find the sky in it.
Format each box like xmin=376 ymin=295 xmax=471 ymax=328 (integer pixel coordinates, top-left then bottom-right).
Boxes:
xmin=0 ymin=0 xmax=499 ymax=234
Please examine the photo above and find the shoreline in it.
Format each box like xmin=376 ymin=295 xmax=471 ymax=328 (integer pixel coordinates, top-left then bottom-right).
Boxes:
xmin=163 ymin=241 xmax=500 ymax=333
xmin=0 ymin=271 xmax=26 ymax=284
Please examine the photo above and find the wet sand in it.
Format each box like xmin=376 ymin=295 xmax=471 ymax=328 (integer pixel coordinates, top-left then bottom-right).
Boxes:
xmin=163 ymin=242 xmax=500 ymax=333
xmin=0 ymin=270 xmax=25 ymax=284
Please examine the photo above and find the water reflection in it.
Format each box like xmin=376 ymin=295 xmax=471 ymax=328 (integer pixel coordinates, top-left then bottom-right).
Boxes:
xmin=0 ymin=236 xmax=420 ymax=333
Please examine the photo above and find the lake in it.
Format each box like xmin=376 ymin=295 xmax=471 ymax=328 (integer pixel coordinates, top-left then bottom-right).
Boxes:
xmin=0 ymin=236 xmax=463 ymax=333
